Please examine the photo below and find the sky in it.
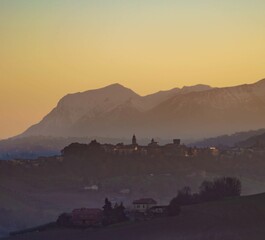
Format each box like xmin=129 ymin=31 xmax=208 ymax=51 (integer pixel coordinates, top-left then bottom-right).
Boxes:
xmin=0 ymin=0 xmax=265 ymax=139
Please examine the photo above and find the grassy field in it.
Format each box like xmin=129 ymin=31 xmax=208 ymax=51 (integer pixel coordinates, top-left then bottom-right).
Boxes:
xmin=3 ymin=193 xmax=265 ymax=240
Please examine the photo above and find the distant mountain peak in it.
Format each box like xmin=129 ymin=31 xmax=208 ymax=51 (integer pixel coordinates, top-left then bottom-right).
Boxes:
xmin=81 ymin=83 xmax=137 ymax=95
xmin=181 ymin=84 xmax=212 ymax=90
xmin=255 ymin=78 xmax=265 ymax=85
xmin=103 ymin=83 xmax=126 ymax=89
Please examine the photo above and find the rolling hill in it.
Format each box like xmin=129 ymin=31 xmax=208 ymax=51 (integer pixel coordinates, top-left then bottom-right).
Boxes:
xmin=2 ymin=144 xmax=265 ymax=237
xmin=3 ymin=193 xmax=265 ymax=240
xmin=237 ymin=132 xmax=265 ymax=148
xmin=190 ymin=128 xmax=265 ymax=148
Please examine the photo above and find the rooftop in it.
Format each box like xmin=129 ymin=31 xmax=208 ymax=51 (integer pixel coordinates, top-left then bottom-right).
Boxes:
xmin=133 ymin=198 xmax=157 ymax=205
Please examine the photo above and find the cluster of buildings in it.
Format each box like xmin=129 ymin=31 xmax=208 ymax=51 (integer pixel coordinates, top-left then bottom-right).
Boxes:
xmin=102 ymin=135 xmax=219 ymax=158
xmin=132 ymin=198 xmax=168 ymax=217
xmin=57 ymin=197 xmax=165 ymax=228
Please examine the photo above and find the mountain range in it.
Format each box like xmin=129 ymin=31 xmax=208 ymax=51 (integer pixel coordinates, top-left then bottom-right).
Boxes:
xmin=21 ymin=79 xmax=265 ymax=140
xmin=1 ymin=79 xmax=265 ymax=160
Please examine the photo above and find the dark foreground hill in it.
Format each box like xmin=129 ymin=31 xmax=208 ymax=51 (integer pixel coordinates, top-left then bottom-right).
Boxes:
xmin=3 ymin=193 xmax=265 ymax=240
xmin=2 ymin=144 xmax=265 ymax=237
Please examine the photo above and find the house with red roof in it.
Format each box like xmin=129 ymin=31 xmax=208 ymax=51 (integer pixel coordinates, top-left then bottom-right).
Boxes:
xmin=72 ymin=208 xmax=103 ymax=227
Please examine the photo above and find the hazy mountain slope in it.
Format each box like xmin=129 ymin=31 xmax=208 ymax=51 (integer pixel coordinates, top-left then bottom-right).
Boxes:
xmin=237 ymin=132 xmax=265 ymax=148
xmin=141 ymin=84 xmax=212 ymax=110
xmin=22 ymin=80 xmax=265 ymax=138
xmin=22 ymin=84 xmax=142 ymax=137
xmin=20 ymin=83 xmax=212 ymax=139
xmin=190 ymin=129 xmax=265 ymax=148
xmin=144 ymin=79 xmax=265 ymax=138
xmin=9 ymin=79 xmax=265 ymax=141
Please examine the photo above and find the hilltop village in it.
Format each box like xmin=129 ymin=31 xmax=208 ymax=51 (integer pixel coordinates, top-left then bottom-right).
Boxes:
xmin=62 ymin=135 xmax=220 ymax=158
xmin=4 ymin=134 xmax=265 ymax=170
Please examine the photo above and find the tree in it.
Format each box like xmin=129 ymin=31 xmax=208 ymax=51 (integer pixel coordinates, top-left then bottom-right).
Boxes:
xmin=103 ymin=198 xmax=112 ymax=217
xmin=213 ymin=177 xmax=241 ymax=198
xmin=170 ymin=186 xmax=200 ymax=206
xmin=102 ymin=199 xmax=127 ymax=225
xmin=199 ymin=177 xmax=242 ymax=201
xmin=113 ymin=202 xmax=127 ymax=222
xmin=176 ymin=186 xmax=192 ymax=205
xmin=167 ymin=198 xmax=181 ymax=216
xmin=199 ymin=180 xmax=218 ymax=201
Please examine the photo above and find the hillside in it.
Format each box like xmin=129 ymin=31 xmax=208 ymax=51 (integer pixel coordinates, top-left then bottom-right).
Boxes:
xmin=2 ymin=143 xmax=265 ymax=236
xmin=237 ymin=132 xmax=265 ymax=148
xmin=4 ymin=193 xmax=265 ymax=240
xmin=190 ymin=128 xmax=265 ymax=148
xmin=146 ymin=79 xmax=265 ymax=139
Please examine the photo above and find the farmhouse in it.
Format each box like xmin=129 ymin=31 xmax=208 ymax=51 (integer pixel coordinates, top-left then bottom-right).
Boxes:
xmin=133 ymin=198 xmax=157 ymax=212
xmin=72 ymin=208 xmax=103 ymax=227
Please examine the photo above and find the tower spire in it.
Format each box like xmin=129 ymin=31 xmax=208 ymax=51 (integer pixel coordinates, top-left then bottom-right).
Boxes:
xmin=132 ymin=134 xmax=137 ymax=145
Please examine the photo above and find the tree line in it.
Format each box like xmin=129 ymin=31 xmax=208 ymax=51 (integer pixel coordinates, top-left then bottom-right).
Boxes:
xmin=102 ymin=198 xmax=127 ymax=225
xmin=102 ymin=177 xmax=241 ymax=219
xmin=168 ymin=177 xmax=241 ymax=216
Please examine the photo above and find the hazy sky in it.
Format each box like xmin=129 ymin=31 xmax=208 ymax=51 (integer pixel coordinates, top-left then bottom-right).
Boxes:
xmin=1 ymin=0 xmax=265 ymax=139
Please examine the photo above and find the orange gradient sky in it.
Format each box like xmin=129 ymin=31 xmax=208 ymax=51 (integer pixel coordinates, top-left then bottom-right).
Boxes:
xmin=1 ymin=0 xmax=265 ymax=139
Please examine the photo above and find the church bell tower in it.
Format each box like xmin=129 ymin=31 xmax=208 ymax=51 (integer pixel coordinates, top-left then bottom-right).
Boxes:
xmin=132 ymin=134 xmax=137 ymax=145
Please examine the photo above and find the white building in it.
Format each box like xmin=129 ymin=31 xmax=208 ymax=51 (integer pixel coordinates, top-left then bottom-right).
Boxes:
xmin=132 ymin=198 xmax=157 ymax=212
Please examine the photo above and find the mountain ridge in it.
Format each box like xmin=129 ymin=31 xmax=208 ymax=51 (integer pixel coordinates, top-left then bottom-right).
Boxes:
xmin=21 ymin=83 xmax=213 ymax=138
xmin=143 ymin=79 xmax=265 ymax=138
xmin=5 ymin=78 xmax=265 ymax=146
